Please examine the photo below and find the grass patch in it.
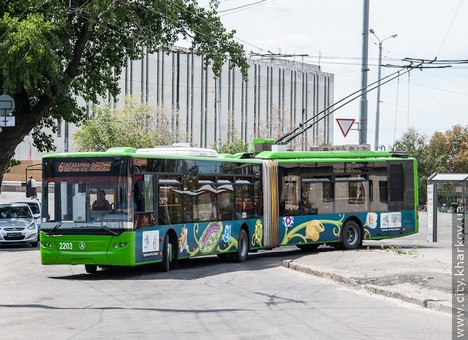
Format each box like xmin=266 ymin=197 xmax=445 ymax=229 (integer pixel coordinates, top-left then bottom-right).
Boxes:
xmin=381 ymin=244 xmax=419 ymax=255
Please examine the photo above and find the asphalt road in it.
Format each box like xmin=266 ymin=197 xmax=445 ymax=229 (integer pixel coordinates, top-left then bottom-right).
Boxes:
xmin=0 ymin=190 xmax=452 ymax=339
xmin=0 ymin=244 xmax=451 ymax=339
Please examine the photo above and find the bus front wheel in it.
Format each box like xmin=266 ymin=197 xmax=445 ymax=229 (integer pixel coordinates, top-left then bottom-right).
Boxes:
xmin=236 ymin=229 xmax=248 ymax=262
xmin=341 ymin=220 xmax=362 ymax=249
xmin=161 ymin=234 xmax=172 ymax=272
xmin=85 ymin=264 xmax=97 ymax=274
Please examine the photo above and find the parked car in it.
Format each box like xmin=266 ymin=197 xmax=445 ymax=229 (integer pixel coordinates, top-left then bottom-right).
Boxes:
xmin=0 ymin=203 xmax=39 ymax=247
xmin=11 ymin=199 xmax=41 ymax=227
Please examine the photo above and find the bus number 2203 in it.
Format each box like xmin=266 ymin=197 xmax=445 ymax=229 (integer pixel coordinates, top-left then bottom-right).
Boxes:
xmin=59 ymin=242 xmax=73 ymax=250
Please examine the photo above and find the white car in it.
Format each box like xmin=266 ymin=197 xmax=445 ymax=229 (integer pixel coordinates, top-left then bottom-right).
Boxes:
xmin=11 ymin=199 xmax=41 ymax=227
xmin=0 ymin=203 xmax=39 ymax=247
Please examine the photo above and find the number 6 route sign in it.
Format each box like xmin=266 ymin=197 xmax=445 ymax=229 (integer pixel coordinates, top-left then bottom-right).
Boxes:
xmin=336 ymin=118 xmax=355 ymax=138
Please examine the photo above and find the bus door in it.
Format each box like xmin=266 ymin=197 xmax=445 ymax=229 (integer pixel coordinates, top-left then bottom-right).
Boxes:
xmin=262 ymin=160 xmax=279 ymax=248
xmin=133 ymin=173 xmax=156 ymax=229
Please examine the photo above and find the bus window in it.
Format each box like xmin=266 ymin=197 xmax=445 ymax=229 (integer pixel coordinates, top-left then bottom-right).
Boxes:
xmin=348 ymin=181 xmax=365 ymax=204
xmin=143 ymin=174 xmax=154 ymax=212
xmin=281 ymin=175 xmax=300 ymax=216
xmin=369 ymin=163 xmax=389 ymax=211
xmin=379 ymin=181 xmax=388 ymax=202
xmin=218 ymin=181 xmax=234 ymax=220
xmin=253 ymin=177 xmax=262 ymax=217
xmin=194 ymin=175 xmax=216 ymax=221
xmin=158 ymin=177 xmax=182 ymax=225
xmin=195 ymin=187 xmax=216 ymax=222
xmin=335 ymin=176 xmax=369 ymax=213
xmin=322 ymin=182 xmax=334 ymax=205
xmin=235 ymin=178 xmax=253 ymax=219
xmin=46 ymin=182 xmax=55 ymax=221
xmin=134 ymin=175 xmax=144 ymax=212
xmin=302 ymin=177 xmax=333 ymax=215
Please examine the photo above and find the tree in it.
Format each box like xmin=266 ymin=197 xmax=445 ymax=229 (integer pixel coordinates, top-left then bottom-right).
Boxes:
xmin=215 ymin=139 xmax=249 ymax=155
xmin=73 ymin=97 xmax=176 ymax=151
xmin=441 ymin=125 xmax=468 ymax=173
xmin=393 ymin=128 xmax=430 ymax=203
xmin=0 ymin=1 xmax=248 ymax=185
xmin=212 ymin=127 xmax=249 ymax=155
xmin=393 ymin=125 xmax=468 ymax=204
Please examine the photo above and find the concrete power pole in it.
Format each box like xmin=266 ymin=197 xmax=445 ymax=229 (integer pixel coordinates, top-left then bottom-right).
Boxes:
xmin=359 ymin=0 xmax=370 ymax=145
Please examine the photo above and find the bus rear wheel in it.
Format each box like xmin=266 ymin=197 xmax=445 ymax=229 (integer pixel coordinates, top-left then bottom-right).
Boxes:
xmin=341 ymin=220 xmax=362 ymax=249
xmin=236 ymin=229 xmax=248 ymax=262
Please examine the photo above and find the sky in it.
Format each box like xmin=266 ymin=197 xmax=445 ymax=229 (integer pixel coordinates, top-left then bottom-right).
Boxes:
xmin=199 ymin=0 xmax=468 ymax=149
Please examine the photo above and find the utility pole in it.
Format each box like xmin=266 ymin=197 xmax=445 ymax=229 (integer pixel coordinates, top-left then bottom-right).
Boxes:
xmin=359 ymin=0 xmax=370 ymax=145
xmin=370 ymin=29 xmax=398 ymax=150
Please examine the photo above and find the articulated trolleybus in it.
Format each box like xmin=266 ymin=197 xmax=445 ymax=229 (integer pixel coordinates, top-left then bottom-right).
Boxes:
xmin=40 ymin=141 xmax=418 ymax=273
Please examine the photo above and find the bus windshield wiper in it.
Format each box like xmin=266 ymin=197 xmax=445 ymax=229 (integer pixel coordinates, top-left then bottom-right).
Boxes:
xmin=47 ymin=222 xmax=63 ymax=236
xmin=101 ymin=221 xmax=118 ymax=236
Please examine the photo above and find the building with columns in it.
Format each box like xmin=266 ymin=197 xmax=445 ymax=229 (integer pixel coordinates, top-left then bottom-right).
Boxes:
xmin=12 ymin=48 xmax=334 ymax=168
xmin=110 ymin=49 xmax=334 ymax=150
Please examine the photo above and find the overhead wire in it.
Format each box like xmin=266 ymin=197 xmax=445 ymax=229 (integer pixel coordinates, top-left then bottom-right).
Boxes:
xmin=219 ymin=0 xmax=276 ymax=16
xmin=276 ymin=65 xmax=416 ymax=145
xmin=219 ymin=0 xmax=269 ymax=13
xmin=435 ymin=0 xmax=464 ymax=57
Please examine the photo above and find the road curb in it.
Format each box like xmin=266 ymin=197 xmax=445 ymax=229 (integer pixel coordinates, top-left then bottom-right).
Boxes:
xmin=282 ymin=259 xmax=452 ymax=314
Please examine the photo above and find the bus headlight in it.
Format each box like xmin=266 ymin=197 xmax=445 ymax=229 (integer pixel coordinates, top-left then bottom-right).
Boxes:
xmin=114 ymin=242 xmax=128 ymax=249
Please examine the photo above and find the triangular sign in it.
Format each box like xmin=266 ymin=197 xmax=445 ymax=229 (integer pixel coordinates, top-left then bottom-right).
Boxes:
xmin=336 ymin=118 xmax=355 ymax=137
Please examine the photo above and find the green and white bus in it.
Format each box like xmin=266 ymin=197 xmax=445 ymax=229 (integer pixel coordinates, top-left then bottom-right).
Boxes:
xmin=40 ymin=142 xmax=418 ymax=273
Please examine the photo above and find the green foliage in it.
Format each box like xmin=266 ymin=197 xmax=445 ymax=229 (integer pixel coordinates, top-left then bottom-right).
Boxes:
xmin=393 ymin=125 xmax=468 ymax=204
xmin=73 ymin=97 xmax=176 ymax=151
xmin=383 ymin=245 xmax=419 ymax=256
xmin=212 ymin=126 xmax=249 ymax=154
xmin=393 ymin=128 xmax=430 ymax=203
xmin=5 ymin=159 xmax=21 ymax=173
xmin=0 ymin=1 xmax=249 ymax=178
xmin=215 ymin=139 xmax=249 ymax=155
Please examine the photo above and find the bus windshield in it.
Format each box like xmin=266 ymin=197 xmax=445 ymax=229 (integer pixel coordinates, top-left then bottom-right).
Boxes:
xmin=41 ymin=156 xmax=134 ymax=234
xmin=45 ymin=179 xmax=132 ymax=221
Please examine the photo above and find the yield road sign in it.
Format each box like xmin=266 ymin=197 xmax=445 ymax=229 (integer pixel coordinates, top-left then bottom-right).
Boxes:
xmin=336 ymin=118 xmax=355 ymax=137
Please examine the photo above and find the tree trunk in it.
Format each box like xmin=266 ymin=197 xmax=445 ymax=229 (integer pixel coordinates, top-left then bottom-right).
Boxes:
xmin=0 ymin=92 xmax=53 ymax=182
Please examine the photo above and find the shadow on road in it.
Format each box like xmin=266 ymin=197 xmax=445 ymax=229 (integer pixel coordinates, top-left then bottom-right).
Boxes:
xmin=47 ymin=246 xmax=325 ymax=281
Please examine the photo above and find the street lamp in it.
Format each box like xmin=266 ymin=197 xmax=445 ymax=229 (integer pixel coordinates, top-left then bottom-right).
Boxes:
xmin=369 ymin=29 xmax=397 ymax=151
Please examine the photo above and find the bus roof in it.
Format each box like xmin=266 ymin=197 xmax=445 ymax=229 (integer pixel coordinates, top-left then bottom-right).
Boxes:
xmin=43 ymin=146 xmax=411 ymax=163
xmin=42 ymin=145 xmax=255 ymax=162
xmin=254 ymin=150 xmax=396 ymax=160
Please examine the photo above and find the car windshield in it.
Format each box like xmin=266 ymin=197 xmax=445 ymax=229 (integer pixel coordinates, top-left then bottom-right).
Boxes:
xmin=27 ymin=203 xmax=40 ymax=215
xmin=0 ymin=206 xmax=32 ymax=219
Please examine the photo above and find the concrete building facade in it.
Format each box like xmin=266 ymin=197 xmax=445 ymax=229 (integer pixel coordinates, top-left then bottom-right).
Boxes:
xmin=109 ymin=48 xmax=334 ymax=150
xmin=12 ymin=48 xmax=334 ymax=166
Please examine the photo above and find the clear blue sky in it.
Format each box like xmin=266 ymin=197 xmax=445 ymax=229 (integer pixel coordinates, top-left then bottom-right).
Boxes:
xmin=199 ymin=0 xmax=467 ymax=148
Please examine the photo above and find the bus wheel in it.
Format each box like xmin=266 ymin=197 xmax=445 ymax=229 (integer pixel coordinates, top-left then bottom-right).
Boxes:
xmin=236 ymin=229 xmax=249 ymax=262
xmin=85 ymin=265 xmax=97 ymax=274
xmin=161 ymin=234 xmax=171 ymax=272
xmin=296 ymin=243 xmax=319 ymax=251
xmin=341 ymin=220 xmax=362 ymax=249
